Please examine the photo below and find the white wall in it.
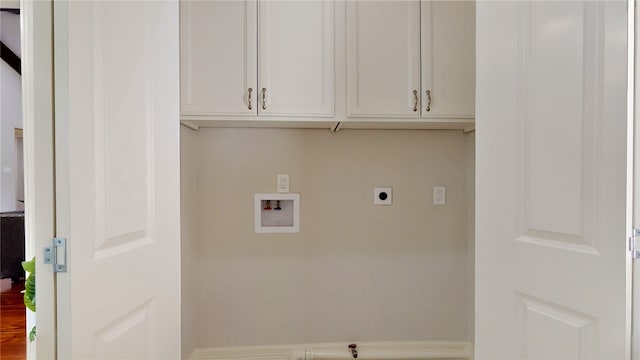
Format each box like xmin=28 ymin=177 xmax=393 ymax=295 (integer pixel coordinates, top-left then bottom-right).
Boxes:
xmin=1 ymin=12 xmax=21 ymax=52
xmin=0 ymin=11 xmax=23 ymax=212
xmin=190 ymin=128 xmax=471 ymax=348
xmin=181 ymin=125 xmax=199 ymax=359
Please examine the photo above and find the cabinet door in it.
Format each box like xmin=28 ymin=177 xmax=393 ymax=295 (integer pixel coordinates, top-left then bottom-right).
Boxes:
xmin=180 ymin=0 xmax=257 ymax=116
xmin=258 ymin=0 xmax=334 ymax=117
xmin=346 ymin=1 xmax=421 ymax=118
xmin=421 ymin=1 xmax=475 ymax=119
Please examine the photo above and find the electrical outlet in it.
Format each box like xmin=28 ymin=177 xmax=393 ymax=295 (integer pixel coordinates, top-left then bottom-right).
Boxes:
xmin=277 ymin=174 xmax=290 ymax=193
xmin=433 ymin=186 xmax=446 ymax=205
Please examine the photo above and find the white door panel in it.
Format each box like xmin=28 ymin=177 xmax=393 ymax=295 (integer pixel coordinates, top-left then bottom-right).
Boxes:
xmin=476 ymin=1 xmax=629 ymax=358
xmin=258 ymin=0 xmax=334 ymax=117
xmin=54 ymin=1 xmax=181 ymax=358
xmin=420 ymin=0 xmax=475 ymax=119
xmin=180 ymin=0 xmax=257 ymax=116
xmin=346 ymin=1 xmax=420 ymax=117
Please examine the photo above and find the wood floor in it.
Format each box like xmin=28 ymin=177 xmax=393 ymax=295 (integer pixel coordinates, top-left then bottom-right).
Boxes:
xmin=1 ymin=281 xmax=26 ymax=359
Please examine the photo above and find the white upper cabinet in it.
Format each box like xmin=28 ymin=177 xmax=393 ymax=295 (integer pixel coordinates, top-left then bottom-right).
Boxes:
xmin=180 ymin=0 xmax=475 ymax=128
xmin=180 ymin=0 xmax=334 ymax=119
xmin=421 ymin=1 xmax=475 ymax=119
xmin=346 ymin=1 xmax=421 ymax=118
xmin=346 ymin=0 xmax=475 ymax=121
xmin=259 ymin=1 xmax=334 ymax=117
xmin=180 ymin=1 xmax=257 ymax=116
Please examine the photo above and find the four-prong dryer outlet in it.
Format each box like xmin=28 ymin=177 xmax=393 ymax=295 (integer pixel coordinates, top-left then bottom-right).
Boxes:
xmin=374 ymin=187 xmax=392 ymax=205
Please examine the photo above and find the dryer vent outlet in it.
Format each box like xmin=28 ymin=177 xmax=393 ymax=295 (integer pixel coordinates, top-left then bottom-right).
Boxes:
xmin=374 ymin=187 xmax=392 ymax=205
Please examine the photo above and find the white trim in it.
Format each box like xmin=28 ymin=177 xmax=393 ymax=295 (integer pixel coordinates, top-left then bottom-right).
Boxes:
xmin=630 ymin=0 xmax=637 ymax=357
xmin=21 ymin=0 xmax=56 ymax=358
xmin=632 ymin=0 xmax=639 ymax=357
xmin=190 ymin=341 xmax=472 ymax=360
xmin=179 ymin=118 xmax=473 ymax=131
xmin=181 ymin=121 xmax=200 ymax=132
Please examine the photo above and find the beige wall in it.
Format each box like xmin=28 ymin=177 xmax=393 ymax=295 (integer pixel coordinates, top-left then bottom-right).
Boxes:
xmin=181 ymin=126 xmax=199 ymax=359
xmin=465 ymin=132 xmax=475 ymax=344
xmin=188 ymin=128 xmax=471 ymax=348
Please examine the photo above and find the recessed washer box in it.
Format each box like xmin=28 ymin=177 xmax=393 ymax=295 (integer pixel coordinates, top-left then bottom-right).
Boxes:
xmin=255 ymin=193 xmax=300 ymax=233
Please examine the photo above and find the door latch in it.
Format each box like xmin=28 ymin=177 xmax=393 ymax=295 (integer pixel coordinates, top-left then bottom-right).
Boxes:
xmin=44 ymin=237 xmax=67 ymax=273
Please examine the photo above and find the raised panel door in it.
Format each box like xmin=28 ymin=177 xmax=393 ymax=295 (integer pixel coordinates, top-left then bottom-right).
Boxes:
xmin=258 ymin=0 xmax=334 ymax=117
xmin=476 ymin=1 xmax=629 ymax=358
xmin=53 ymin=1 xmax=181 ymax=358
xmin=181 ymin=0 xmax=257 ymax=116
xmin=346 ymin=1 xmax=421 ymax=118
xmin=421 ymin=0 xmax=475 ymax=119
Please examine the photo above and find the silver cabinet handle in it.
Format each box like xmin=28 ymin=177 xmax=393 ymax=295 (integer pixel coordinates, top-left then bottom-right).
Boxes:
xmin=413 ymin=90 xmax=418 ymax=112
xmin=248 ymin=88 xmax=253 ymax=110
xmin=426 ymin=90 xmax=431 ymax=112
xmin=262 ymin=88 xmax=267 ymax=110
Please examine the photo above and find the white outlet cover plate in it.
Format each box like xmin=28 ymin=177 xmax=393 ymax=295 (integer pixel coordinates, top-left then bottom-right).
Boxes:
xmin=277 ymin=174 xmax=290 ymax=193
xmin=433 ymin=186 xmax=446 ymax=205
xmin=374 ymin=187 xmax=392 ymax=205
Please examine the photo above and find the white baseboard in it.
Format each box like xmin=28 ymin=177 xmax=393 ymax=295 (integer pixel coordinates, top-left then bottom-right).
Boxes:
xmin=190 ymin=341 xmax=473 ymax=360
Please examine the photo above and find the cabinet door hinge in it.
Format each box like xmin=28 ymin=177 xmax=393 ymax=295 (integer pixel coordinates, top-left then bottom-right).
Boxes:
xmin=44 ymin=237 xmax=67 ymax=273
